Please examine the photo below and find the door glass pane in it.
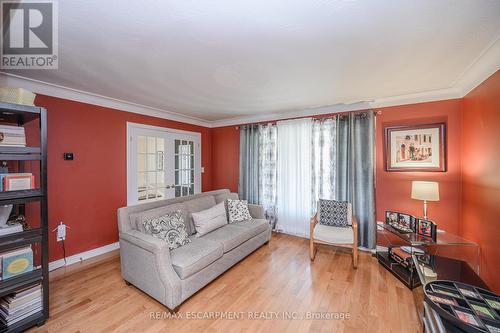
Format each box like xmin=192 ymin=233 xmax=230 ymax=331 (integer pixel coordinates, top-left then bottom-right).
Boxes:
xmin=175 ymin=140 xmax=180 ymax=154
xmin=147 ymin=172 xmax=156 ymax=189
xmin=157 ymin=172 xmax=165 ymax=186
xmin=137 ymin=154 xmax=146 ymax=172
xmin=147 ymin=137 xmax=155 ymax=152
xmin=189 ymin=184 xmax=194 ymax=195
xmin=147 ymin=154 xmax=156 ymax=172
xmin=137 ymin=172 xmax=146 ymax=189
xmin=182 ymin=186 xmax=188 ymax=196
xmin=175 ymin=186 xmax=181 ymax=197
xmin=138 ymin=136 xmax=147 ymax=153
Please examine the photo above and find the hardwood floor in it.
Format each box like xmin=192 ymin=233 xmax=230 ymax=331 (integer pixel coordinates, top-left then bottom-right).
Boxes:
xmin=29 ymin=233 xmax=420 ymax=333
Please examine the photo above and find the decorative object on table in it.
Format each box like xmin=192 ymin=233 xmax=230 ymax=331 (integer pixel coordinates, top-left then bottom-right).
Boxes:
xmin=416 ymin=218 xmax=437 ymax=241
xmin=401 ymin=246 xmax=424 ymax=255
xmin=424 ymin=280 xmax=500 ymax=333
xmin=0 ymin=173 xmax=35 ymax=191
xmin=0 ymin=125 xmax=26 ymax=147
xmin=385 ymin=210 xmax=416 ymax=233
xmin=0 ymin=246 xmax=33 ymax=280
xmin=7 ymin=214 xmax=28 ymax=231
xmin=388 ymin=247 xmax=413 ymax=269
xmin=0 ymin=88 xmax=36 ymax=106
xmin=411 ymin=180 xmax=440 ymax=220
xmin=385 ymin=123 xmax=446 ymax=172
xmin=0 ymin=205 xmax=13 ymax=227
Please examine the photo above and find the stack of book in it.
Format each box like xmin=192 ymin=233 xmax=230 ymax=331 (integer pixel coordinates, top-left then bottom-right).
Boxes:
xmin=0 ymin=284 xmax=42 ymax=327
xmin=0 ymin=125 xmax=26 ymax=147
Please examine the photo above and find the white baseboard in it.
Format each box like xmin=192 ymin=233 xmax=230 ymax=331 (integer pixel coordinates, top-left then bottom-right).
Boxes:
xmin=49 ymin=242 xmax=120 ymax=271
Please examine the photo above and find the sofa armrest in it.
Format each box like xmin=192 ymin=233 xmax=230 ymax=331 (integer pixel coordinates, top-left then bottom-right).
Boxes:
xmin=120 ymin=230 xmax=169 ymax=255
xmin=248 ymin=204 xmax=265 ymax=219
xmin=119 ymin=230 xmax=182 ymax=309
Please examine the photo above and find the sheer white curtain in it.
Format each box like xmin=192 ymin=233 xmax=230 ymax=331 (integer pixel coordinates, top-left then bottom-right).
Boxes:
xmin=276 ymin=118 xmax=313 ymax=237
xmin=258 ymin=124 xmax=277 ymax=227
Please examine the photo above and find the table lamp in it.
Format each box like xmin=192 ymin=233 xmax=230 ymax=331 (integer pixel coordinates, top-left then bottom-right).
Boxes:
xmin=411 ymin=181 xmax=439 ymax=220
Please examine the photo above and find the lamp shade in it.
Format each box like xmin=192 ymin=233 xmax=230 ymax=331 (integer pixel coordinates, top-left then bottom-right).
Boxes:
xmin=411 ymin=181 xmax=440 ymax=201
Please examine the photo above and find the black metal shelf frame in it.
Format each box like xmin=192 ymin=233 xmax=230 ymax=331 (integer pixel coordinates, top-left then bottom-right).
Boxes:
xmin=0 ymin=101 xmax=48 ymax=331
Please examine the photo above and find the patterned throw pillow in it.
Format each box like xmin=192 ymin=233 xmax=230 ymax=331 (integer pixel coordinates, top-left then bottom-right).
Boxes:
xmin=227 ymin=199 xmax=252 ymax=223
xmin=318 ymin=199 xmax=349 ymax=227
xmin=142 ymin=210 xmax=191 ymax=250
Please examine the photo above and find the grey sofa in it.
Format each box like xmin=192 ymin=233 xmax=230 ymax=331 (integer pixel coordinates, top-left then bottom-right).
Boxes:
xmin=117 ymin=189 xmax=271 ymax=311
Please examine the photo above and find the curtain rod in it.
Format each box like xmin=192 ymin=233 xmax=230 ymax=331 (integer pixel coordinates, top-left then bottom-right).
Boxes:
xmin=235 ymin=110 xmax=380 ymax=129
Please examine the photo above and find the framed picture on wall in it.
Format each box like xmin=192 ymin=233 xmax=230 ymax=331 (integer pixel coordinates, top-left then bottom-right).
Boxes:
xmin=385 ymin=123 xmax=446 ymax=172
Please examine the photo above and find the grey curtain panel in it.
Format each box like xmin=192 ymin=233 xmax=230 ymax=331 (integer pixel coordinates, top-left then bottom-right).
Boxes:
xmin=238 ymin=125 xmax=261 ymax=204
xmin=334 ymin=112 xmax=376 ymax=249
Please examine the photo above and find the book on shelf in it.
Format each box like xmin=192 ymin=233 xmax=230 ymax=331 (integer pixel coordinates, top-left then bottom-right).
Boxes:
xmin=0 ymin=173 xmax=35 ymax=192
xmin=0 ymin=284 xmax=42 ymax=326
xmin=0 ymin=125 xmax=26 ymax=147
xmin=0 ymin=246 xmax=33 ymax=280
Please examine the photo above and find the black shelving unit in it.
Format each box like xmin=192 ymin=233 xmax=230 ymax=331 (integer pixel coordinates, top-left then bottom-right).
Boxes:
xmin=0 ymin=101 xmax=48 ymax=332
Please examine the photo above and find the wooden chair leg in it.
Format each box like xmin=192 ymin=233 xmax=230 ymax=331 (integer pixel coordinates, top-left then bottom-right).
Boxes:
xmin=310 ymin=239 xmax=316 ymax=261
xmin=352 ymin=245 xmax=358 ymax=269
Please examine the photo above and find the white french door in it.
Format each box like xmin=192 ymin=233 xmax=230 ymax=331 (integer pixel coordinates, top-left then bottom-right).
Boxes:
xmin=127 ymin=123 xmax=201 ymax=205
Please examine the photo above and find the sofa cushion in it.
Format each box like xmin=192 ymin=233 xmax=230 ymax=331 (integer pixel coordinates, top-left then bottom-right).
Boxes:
xmin=201 ymin=224 xmax=254 ymax=253
xmin=231 ymin=219 xmax=269 ymax=238
xmin=142 ymin=211 xmax=191 ymax=250
xmin=227 ymin=199 xmax=252 ymax=223
xmin=129 ymin=203 xmax=187 ymax=233
xmin=183 ymin=196 xmax=217 ymax=235
xmin=313 ymin=224 xmax=354 ymax=244
xmin=214 ymin=192 xmax=239 ymax=204
xmin=170 ymin=237 xmax=223 ymax=279
xmin=192 ymin=202 xmax=227 ymax=237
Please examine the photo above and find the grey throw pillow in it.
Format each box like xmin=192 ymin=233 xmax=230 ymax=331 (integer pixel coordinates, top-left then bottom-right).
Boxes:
xmin=318 ymin=199 xmax=349 ymax=227
xmin=142 ymin=210 xmax=191 ymax=249
xmin=192 ymin=202 xmax=227 ymax=236
xmin=227 ymin=199 xmax=252 ymax=223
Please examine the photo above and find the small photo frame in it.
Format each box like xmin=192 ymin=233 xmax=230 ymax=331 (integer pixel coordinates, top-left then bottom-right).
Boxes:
xmin=431 ymin=285 xmax=462 ymax=298
xmin=386 ymin=211 xmax=398 ymax=224
xmin=385 ymin=211 xmax=416 ymax=233
xmin=482 ymin=319 xmax=500 ymax=333
xmin=452 ymin=306 xmax=483 ymax=328
xmin=458 ymin=286 xmax=482 ymax=300
xmin=483 ymin=296 xmax=500 ymax=311
xmin=469 ymin=301 xmax=497 ymax=320
xmin=427 ymin=293 xmax=458 ymax=306
xmin=417 ymin=218 xmax=437 ymax=241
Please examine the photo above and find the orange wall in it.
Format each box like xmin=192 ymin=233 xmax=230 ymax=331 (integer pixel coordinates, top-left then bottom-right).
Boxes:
xmin=211 ymin=126 xmax=240 ymax=192
xmin=461 ymin=70 xmax=500 ymax=293
xmin=212 ymin=99 xmax=463 ymax=234
xmin=375 ymin=99 xmax=463 ymax=234
xmin=34 ymin=95 xmax=212 ymax=262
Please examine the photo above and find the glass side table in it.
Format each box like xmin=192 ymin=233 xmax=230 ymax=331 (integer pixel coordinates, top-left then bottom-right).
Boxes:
xmin=376 ymin=221 xmax=480 ymax=289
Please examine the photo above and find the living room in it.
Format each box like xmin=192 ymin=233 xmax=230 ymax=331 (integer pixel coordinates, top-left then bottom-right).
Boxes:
xmin=0 ymin=1 xmax=499 ymax=332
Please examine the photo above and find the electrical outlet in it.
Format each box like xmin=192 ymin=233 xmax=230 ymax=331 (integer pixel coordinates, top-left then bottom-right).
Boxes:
xmin=56 ymin=222 xmax=67 ymax=242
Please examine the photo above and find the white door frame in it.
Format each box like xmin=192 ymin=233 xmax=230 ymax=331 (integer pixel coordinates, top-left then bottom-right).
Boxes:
xmin=126 ymin=122 xmax=202 ymax=205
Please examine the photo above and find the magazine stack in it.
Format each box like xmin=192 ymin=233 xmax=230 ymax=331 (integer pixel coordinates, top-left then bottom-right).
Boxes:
xmin=0 ymin=284 xmax=42 ymax=327
xmin=0 ymin=125 xmax=26 ymax=147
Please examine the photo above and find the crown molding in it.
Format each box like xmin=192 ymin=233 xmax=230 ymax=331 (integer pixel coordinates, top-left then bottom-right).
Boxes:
xmin=207 ymin=87 xmax=463 ymax=127
xmin=0 ymin=72 xmax=212 ymax=128
xmin=2 ymin=34 xmax=499 ymax=129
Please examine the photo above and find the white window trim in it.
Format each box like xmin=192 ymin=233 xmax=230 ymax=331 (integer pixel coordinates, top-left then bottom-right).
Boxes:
xmin=126 ymin=122 xmax=202 ymax=205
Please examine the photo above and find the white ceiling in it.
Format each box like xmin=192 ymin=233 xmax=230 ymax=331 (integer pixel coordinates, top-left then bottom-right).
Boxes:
xmin=2 ymin=0 xmax=500 ymax=126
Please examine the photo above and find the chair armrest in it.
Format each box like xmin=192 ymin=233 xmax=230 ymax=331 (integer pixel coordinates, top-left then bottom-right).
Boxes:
xmin=352 ymin=216 xmax=359 ymax=247
xmin=120 ymin=230 xmax=169 ymax=255
xmin=248 ymin=204 xmax=265 ymax=219
xmin=310 ymin=213 xmax=318 ymax=239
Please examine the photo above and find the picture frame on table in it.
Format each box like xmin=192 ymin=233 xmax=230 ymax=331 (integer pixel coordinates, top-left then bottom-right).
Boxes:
xmin=385 ymin=123 xmax=446 ymax=172
xmin=385 ymin=210 xmax=416 ymax=233
xmin=452 ymin=306 xmax=484 ymax=328
xmin=416 ymin=218 xmax=437 ymax=241
xmin=427 ymin=293 xmax=458 ymax=307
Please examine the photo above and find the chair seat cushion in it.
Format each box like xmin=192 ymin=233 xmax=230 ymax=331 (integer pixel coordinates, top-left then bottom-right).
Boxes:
xmin=170 ymin=237 xmax=223 ymax=279
xmin=313 ymin=224 xmax=354 ymax=244
xmin=201 ymin=224 xmax=256 ymax=253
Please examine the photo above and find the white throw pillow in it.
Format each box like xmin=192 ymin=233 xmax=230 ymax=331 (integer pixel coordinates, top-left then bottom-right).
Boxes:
xmin=192 ymin=202 xmax=227 ymax=237
xmin=227 ymin=199 xmax=252 ymax=223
